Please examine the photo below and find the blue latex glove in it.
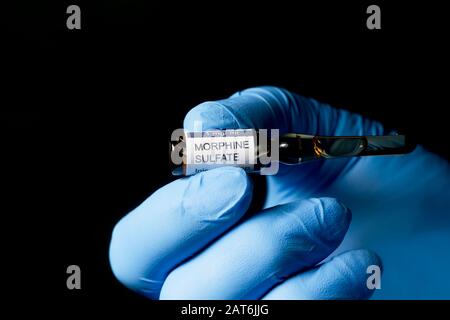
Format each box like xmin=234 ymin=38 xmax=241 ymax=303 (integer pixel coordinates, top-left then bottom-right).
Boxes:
xmin=109 ymin=86 xmax=450 ymax=299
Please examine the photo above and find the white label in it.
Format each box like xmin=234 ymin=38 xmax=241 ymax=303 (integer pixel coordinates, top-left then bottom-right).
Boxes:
xmin=185 ymin=129 xmax=256 ymax=175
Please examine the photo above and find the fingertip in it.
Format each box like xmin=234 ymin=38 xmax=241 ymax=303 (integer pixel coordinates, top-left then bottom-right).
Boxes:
xmin=183 ymin=166 xmax=253 ymax=223
xmin=183 ymin=101 xmax=238 ymax=131
xmin=329 ymin=249 xmax=383 ymax=299
xmin=333 ymin=249 xmax=382 ymax=275
xmin=316 ymin=197 xmax=352 ymax=238
xmin=296 ymin=197 xmax=351 ymax=246
xmin=262 ymin=249 xmax=382 ymax=300
xmin=256 ymin=197 xmax=352 ymax=272
xmin=184 ymin=86 xmax=294 ymax=132
xmin=109 ymin=221 xmax=151 ymax=294
xmin=349 ymin=249 xmax=383 ymax=273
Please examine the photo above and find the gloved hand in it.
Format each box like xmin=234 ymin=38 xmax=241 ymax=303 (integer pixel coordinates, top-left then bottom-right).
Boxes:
xmin=109 ymin=86 xmax=450 ymax=299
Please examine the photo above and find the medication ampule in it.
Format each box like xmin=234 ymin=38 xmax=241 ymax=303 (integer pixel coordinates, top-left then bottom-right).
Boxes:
xmin=169 ymin=129 xmax=415 ymax=176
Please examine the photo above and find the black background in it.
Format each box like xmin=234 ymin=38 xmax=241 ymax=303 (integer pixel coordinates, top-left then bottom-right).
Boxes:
xmin=3 ymin=0 xmax=450 ymax=313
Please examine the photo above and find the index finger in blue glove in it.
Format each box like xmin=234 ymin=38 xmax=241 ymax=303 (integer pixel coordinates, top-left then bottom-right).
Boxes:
xmin=184 ymin=86 xmax=384 ymax=136
xmin=109 ymin=166 xmax=252 ymax=299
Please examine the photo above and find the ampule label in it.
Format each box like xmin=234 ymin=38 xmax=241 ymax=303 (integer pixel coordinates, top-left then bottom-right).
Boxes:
xmin=185 ymin=129 xmax=256 ymax=175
